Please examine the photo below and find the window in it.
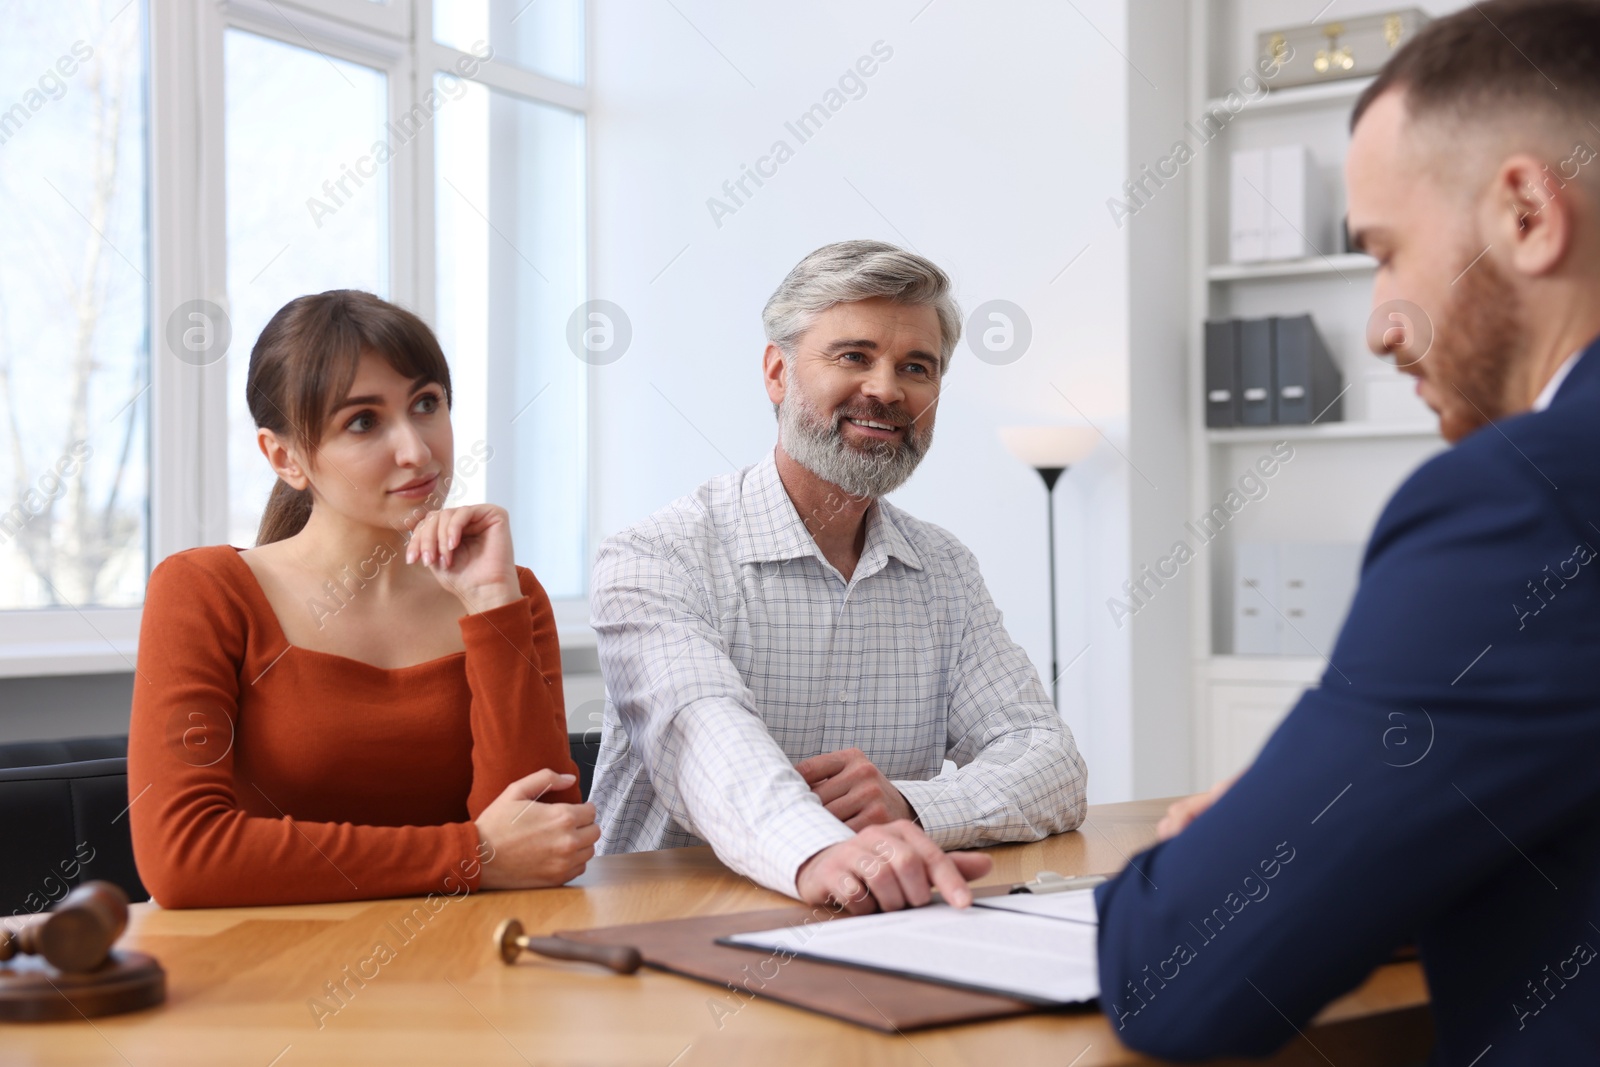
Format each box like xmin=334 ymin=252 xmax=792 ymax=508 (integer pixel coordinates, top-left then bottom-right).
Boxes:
xmin=223 ymin=29 xmax=391 ymax=549
xmin=433 ymin=78 xmax=587 ymax=595
xmin=0 ymin=0 xmax=589 ymax=673
xmin=434 ymin=0 xmax=585 ymax=85
xmin=0 ymin=2 xmax=149 ymax=613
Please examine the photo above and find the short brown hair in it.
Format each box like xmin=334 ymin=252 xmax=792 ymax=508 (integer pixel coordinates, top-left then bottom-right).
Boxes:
xmin=247 ymin=290 xmax=452 ymax=545
xmin=1353 ymin=0 xmax=1600 ymax=131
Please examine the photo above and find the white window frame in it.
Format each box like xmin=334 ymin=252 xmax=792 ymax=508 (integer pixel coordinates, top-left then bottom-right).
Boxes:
xmin=0 ymin=0 xmax=595 ymax=677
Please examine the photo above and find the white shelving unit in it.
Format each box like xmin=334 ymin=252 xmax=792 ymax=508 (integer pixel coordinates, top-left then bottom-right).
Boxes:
xmin=1206 ymin=421 xmax=1437 ymax=444
xmin=1204 ymin=75 xmax=1375 ymax=115
xmin=1206 ymin=252 xmax=1375 ymax=282
xmin=1184 ymin=1 xmax=1462 ymax=785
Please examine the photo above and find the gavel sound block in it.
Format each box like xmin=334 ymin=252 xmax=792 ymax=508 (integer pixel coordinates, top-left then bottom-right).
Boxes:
xmin=0 ymin=882 xmax=165 ymax=1022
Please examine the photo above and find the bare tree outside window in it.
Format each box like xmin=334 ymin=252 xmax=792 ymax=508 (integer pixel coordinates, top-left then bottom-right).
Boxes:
xmin=0 ymin=1 xmax=148 ymax=610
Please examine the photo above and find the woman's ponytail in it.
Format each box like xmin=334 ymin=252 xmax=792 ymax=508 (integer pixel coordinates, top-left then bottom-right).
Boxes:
xmin=255 ymin=479 xmax=314 ymax=546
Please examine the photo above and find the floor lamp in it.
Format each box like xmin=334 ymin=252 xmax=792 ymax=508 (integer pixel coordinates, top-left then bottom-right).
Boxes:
xmin=999 ymin=426 xmax=1099 ymax=711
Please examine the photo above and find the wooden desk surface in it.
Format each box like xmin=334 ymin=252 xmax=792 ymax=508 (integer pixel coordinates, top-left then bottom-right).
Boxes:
xmin=6 ymin=798 xmax=1431 ymax=1065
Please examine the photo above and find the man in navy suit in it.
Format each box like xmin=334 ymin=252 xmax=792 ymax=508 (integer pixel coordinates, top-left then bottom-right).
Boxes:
xmin=1096 ymin=2 xmax=1600 ymax=1061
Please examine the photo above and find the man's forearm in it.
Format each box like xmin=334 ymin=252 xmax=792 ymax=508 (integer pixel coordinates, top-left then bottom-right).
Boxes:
xmin=894 ymin=731 xmax=1087 ymax=849
xmin=665 ymin=699 xmax=855 ymax=896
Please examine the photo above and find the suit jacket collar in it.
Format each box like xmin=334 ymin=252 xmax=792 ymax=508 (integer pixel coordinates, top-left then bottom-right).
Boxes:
xmin=1549 ymin=332 xmax=1600 ymax=409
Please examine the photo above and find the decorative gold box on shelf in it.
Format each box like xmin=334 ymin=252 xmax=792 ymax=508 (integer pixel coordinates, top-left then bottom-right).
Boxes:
xmin=1258 ymin=9 xmax=1431 ymax=90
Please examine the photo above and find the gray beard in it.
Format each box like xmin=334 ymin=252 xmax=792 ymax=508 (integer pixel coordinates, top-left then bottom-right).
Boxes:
xmin=777 ymin=386 xmax=931 ymax=499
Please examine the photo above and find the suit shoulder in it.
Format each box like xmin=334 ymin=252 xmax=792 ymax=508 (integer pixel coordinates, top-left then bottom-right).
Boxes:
xmin=1389 ymin=400 xmax=1600 ymax=542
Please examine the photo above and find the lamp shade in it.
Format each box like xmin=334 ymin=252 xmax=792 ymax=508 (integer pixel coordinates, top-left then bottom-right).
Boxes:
xmin=998 ymin=425 xmax=1099 ymax=470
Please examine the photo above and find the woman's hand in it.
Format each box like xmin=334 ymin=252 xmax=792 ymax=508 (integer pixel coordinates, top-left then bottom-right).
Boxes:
xmin=405 ymin=503 xmax=520 ymax=613
xmin=474 ymin=770 xmax=599 ymax=890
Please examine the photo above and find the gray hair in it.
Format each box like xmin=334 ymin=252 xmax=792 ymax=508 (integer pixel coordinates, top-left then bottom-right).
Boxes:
xmin=761 ymin=240 xmax=962 ymax=372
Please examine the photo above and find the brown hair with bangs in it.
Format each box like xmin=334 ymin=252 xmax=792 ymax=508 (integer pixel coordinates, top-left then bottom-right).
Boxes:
xmin=247 ymin=290 xmax=453 ymax=545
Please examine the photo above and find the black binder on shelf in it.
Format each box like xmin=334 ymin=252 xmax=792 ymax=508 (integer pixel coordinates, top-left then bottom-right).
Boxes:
xmin=1274 ymin=314 xmax=1344 ymax=424
xmin=1204 ymin=319 xmax=1241 ymax=427
xmin=1238 ymin=317 xmax=1275 ymax=426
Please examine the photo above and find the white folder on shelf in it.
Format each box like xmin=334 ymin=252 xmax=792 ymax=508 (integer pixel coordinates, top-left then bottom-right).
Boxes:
xmin=1230 ymin=148 xmax=1269 ymax=263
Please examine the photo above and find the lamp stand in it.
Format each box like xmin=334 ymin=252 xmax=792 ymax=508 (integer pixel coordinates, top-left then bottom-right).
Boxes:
xmin=1036 ymin=466 xmax=1065 ymax=711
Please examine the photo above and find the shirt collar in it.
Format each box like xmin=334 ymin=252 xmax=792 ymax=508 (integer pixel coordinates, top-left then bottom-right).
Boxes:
xmin=733 ymin=452 xmax=817 ymax=566
xmin=861 ymin=496 xmax=923 ymax=574
xmin=733 ymin=450 xmax=923 ymax=573
xmin=1533 ymin=349 xmax=1583 ymax=412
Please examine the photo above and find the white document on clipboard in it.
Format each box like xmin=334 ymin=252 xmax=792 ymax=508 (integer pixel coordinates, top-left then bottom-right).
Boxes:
xmin=720 ymin=888 xmax=1100 ymax=1005
xmin=971 ymin=886 xmax=1098 ymax=925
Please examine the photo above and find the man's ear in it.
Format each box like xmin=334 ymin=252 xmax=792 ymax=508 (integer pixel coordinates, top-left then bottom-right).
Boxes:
xmin=1495 ymin=152 xmax=1576 ymax=277
xmin=762 ymin=342 xmax=789 ymax=407
xmin=257 ymin=428 xmax=310 ymax=491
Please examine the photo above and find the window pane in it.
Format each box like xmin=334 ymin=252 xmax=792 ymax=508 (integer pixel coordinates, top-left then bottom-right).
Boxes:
xmin=434 ymin=76 xmax=586 ymax=597
xmin=224 ymin=30 xmax=389 ymax=549
xmin=434 ymin=0 xmax=584 ymax=85
xmin=0 ymin=2 xmax=149 ymax=609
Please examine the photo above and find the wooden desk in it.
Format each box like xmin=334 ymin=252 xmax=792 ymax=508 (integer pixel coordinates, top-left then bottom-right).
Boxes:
xmin=6 ymin=799 xmax=1431 ymax=1065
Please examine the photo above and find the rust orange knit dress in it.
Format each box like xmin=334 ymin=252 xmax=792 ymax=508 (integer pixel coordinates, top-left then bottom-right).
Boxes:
xmin=127 ymin=545 xmax=580 ymax=908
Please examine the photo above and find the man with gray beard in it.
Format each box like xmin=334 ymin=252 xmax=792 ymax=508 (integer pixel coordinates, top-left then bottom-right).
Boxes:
xmin=589 ymin=240 xmax=1087 ymax=912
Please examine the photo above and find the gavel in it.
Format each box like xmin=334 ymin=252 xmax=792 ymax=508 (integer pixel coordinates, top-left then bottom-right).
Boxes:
xmin=493 ymin=918 xmax=642 ymax=974
xmin=0 ymin=882 xmax=129 ymax=974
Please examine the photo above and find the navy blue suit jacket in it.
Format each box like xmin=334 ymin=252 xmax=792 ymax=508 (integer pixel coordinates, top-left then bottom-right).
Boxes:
xmin=1096 ymin=338 xmax=1600 ymax=1063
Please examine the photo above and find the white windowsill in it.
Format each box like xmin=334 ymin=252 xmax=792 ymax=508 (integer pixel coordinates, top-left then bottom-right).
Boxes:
xmin=0 ymin=598 xmax=598 ymax=680
xmin=0 ymin=640 xmax=143 ymax=680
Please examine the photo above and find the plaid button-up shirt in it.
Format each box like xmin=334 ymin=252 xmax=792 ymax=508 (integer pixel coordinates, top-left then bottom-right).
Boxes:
xmin=589 ymin=450 xmax=1088 ymax=897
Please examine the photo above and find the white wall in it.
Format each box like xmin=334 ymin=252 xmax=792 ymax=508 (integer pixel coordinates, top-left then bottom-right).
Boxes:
xmin=1124 ymin=0 xmax=1195 ymax=796
xmin=589 ymin=0 xmax=1176 ymax=800
xmin=11 ymin=2 xmax=1205 ymax=803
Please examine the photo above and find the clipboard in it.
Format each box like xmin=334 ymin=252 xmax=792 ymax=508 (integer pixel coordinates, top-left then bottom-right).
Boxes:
xmin=962 ymin=870 xmax=1106 ymax=900
xmin=549 ymin=872 xmax=1106 ymax=1032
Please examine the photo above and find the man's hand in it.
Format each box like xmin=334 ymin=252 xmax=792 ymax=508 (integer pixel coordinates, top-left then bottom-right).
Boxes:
xmin=1156 ymin=773 xmax=1241 ymax=841
xmin=796 ymin=747 xmax=915 ymax=830
xmin=795 ymin=821 xmax=992 ymax=915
